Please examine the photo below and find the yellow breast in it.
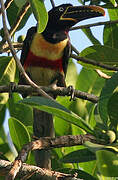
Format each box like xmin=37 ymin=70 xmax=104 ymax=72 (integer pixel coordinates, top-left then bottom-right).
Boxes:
xmin=30 ymin=33 xmax=68 ymax=61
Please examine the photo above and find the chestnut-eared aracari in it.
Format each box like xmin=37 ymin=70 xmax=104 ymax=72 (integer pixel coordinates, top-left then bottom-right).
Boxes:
xmin=19 ymin=4 xmax=105 ymax=170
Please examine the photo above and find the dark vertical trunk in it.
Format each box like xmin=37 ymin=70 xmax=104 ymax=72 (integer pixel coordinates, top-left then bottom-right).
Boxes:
xmin=33 ymin=109 xmax=54 ymax=170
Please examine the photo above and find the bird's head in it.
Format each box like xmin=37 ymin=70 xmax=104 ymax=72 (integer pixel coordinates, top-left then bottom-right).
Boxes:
xmin=47 ymin=4 xmax=105 ymax=31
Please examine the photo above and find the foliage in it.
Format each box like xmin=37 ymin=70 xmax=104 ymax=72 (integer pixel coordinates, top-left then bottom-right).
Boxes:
xmin=0 ymin=0 xmax=118 ymax=179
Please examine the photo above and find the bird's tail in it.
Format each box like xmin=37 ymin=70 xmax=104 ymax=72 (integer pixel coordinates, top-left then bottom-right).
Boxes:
xmin=33 ymin=109 xmax=54 ymax=169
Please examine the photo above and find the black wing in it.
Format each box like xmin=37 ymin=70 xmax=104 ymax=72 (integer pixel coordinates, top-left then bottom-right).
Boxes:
xmin=56 ymin=41 xmax=71 ymax=87
xmin=20 ymin=26 xmax=37 ymax=65
xmin=19 ymin=27 xmax=37 ymax=96
xmin=62 ymin=41 xmax=71 ymax=76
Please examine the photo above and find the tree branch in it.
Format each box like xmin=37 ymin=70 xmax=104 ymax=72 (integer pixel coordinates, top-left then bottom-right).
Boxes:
xmin=0 ymin=159 xmax=78 ymax=180
xmin=70 ymin=19 xmax=118 ymax=31
xmin=0 ymin=84 xmax=99 ymax=103
xmin=71 ymin=54 xmax=118 ymax=71
xmin=6 ymin=134 xmax=95 ymax=180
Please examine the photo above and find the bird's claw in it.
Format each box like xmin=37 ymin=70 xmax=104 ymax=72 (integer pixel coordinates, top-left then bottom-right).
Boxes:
xmin=67 ymin=85 xmax=76 ymax=101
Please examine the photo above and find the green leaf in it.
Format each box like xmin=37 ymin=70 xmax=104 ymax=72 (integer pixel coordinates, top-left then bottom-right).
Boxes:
xmin=84 ymin=141 xmax=106 ymax=153
xmin=54 ymin=61 xmax=78 ymax=136
xmin=29 ymin=0 xmax=48 ymax=33
xmin=93 ymin=105 xmax=108 ymax=133
xmin=98 ymin=72 xmax=118 ymax=126
xmin=7 ymin=2 xmax=18 ymax=27
xmin=0 ymin=126 xmax=7 ymax=142
xmin=54 ymin=116 xmax=71 ymax=136
xmin=0 ymin=57 xmax=16 ymax=84
xmin=0 ymin=153 xmax=8 ymax=161
xmin=52 ymin=148 xmax=70 ymax=170
xmin=80 ymin=45 xmax=118 ymax=68
xmin=55 ymin=96 xmax=72 ymax=136
xmin=0 ymin=56 xmax=11 ymax=76
xmin=59 ymin=168 xmax=96 ymax=180
xmin=66 ymin=60 xmax=78 ymax=87
xmin=52 ymin=145 xmax=76 ymax=169
xmin=61 ymin=148 xmax=96 ymax=163
xmin=88 ymin=105 xmax=96 ymax=128
xmin=55 ymin=97 xmax=83 ymax=136
xmin=7 ymin=1 xmax=31 ymax=32
xmin=96 ymin=150 xmax=118 ymax=177
xmin=8 ymin=93 xmax=33 ymax=126
xmin=26 ymin=126 xmax=33 ymax=136
xmin=85 ymin=140 xmax=118 ymax=154
xmin=0 ymin=126 xmax=13 ymax=160
xmin=107 ymin=91 xmax=118 ymax=129
xmin=76 ymin=68 xmax=105 ymax=96
xmin=110 ymin=0 xmax=117 ymax=7
xmin=0 ymin=143 xmax=11 ymax=157
xmin=14 ymin=0 xmax=26 ymax=8
xmin=0 ymin=57 xmax=16 ymax=110
xmin=20 ymin=96 xmax=94 ymax=134
xmin=103 ymin=24 xmax=118 ymax=49
xmin=82 ymin=28 xmax=101 ymax=45
xmin=108 ymin=8 xmax=118 ymax=21
xmin=8 ymin=117 xmax=31 ymax=151
xmin=26 ymin=151 xmax=35 ymax=165
xmin=0 ymin=105 xmax=6 ymax=126
xmin=75 ymin=68 xmax=105 ymax=121
xmin=79 ymin=160 xmax=97 ymax=177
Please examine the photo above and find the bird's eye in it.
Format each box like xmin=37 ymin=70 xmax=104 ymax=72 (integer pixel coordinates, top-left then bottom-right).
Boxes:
xmin=59 ymin=7 xmax=64 ymax=12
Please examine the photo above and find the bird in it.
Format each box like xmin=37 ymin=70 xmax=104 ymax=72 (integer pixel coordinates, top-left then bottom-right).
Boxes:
xmin=19 ymin=3 xmax=105 ymax=170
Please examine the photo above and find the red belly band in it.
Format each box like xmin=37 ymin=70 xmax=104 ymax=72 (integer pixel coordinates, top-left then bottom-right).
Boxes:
xmin=23 ymin=51 xmax=63 ymax=72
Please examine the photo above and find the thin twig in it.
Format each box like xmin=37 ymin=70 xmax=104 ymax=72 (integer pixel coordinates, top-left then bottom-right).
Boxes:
xmin=50 ymin=0 xmax=55 ymax=8
xmin=0 ymin=0 xmax=54 ymax=101
xmin=71 ymin=54 xmax=118 ymax=71
xmin=0 ymin=42 xmax=22 ymax=53
xmin=71 ymin=44 xmax=80 ymax=55
xmin=70 ymin=19 xmax=118 ymax=31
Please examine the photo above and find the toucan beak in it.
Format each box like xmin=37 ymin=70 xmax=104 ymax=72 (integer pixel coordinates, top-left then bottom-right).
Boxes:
xmin=60 ymin=5 xmax=105 ymax=22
